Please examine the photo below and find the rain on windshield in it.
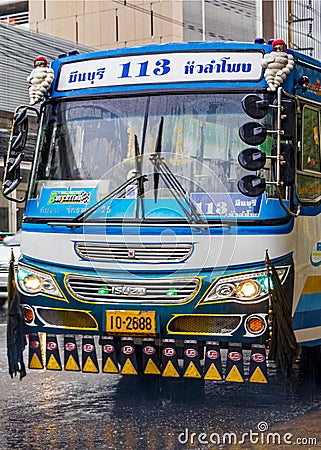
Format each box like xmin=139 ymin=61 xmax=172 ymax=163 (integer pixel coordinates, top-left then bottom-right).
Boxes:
xmin=30 ymin=93 xmax=273 ymax=220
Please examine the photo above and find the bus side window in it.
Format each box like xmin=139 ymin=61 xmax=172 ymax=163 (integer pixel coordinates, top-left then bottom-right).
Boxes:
xmin=302 ymin=107 xmax=320 ymax=172
xmin=297 ymin=105 xmax=321 ymax=203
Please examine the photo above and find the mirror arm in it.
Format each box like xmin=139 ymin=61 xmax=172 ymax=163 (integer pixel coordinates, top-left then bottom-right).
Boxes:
xmin=13 ymin=104 xmax=40 ymax=122
xmin=2 ymin=191 xmax=27 ymax=204
xmin=2 ymin=178 xmax=26 ymax=203
xmin=275 ymin=87 xmax=283 ymax=186
xmin=275 ymin=186 xmax=301 ymax=218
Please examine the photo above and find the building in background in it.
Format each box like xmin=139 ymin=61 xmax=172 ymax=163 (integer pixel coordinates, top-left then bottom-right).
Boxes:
xmin=26 ymin=0 xmax=321 ymax=59
xmin=0 ymin=19 xmax=93 ymax=231
xmin=28 ymin=1 xmax=258 ymax=49
xmin=274 ymin=0 xmax=321 ymax=59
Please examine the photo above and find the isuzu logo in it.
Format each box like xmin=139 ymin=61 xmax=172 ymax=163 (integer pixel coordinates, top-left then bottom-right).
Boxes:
xmin=111 ymin=285 xmax=146 ymax=296
xmin=31 ymin=341 xmax=39 ymax=349
xmin=143 ymin=346 xmax=156 ymax=355
xmin=65 ymin=342 xmax=76 ymax=351
xmin=83 ymin=344 xmax=94 ymax=353
xmin=163 ymin=347 xmax=176 ymax=357
xmin=122 ymin=345 xmax=134 ymax=355
xmin=206 ymin=349 xmax=220 ymax=360
xmin=228 ymin=351 xmax=242 ymax=361
xmin=47 ymin=342 xmax=57 ymax=351
xmin=184 ymin=348 xmax=198 ymax=358
xmin=251 ymin=353 xmax=265 ymax=363
xmin=103 ymin=344 xmax=115 ymax=354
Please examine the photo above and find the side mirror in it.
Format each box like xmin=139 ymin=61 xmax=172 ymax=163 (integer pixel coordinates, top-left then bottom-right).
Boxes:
xmin=2 ymin=178 xmax=22 ymax=196
xmin=7 ymin=153 xmax=25 ymax=173
xmin=242 ymin=95 xmax=270 ymax=119
xmin=273 ymin=99 xmax=296 ymax=140
xmin=13 ymin=107 xmax=28 ymax=125
xmin=271 ymin=143 xmax=295 ymax=186
xmin=239 ymin=122 xmax=268 ymax=145
xmin=238 ymin=148 xmax=266 ymax=171
xmin=237 ymin=175 xmax=266 ymax=198
xmin=11 ymin=129 xmax=27 ymax=151
xmin=2 ymin=105 xmax=39 ymax=202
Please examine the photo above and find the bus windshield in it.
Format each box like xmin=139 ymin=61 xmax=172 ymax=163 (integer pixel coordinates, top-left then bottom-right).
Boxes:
xmin=29 ymin=92 xmax=276 ymax=221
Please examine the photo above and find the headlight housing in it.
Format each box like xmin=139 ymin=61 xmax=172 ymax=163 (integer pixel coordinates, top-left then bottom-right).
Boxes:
xmin=17 ymin=264 xmax=63 ymax=298
xmin=201 ymin=267 xmax=289 ymax=304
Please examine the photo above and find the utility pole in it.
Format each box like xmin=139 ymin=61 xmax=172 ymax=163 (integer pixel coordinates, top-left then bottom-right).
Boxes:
xmin=288 ymin=0 xmax=293 ymax=48
xmin=262 ymin=0 xmax=274 ymax=42
xmin=202 ymin=0 xmax=206 ymax=41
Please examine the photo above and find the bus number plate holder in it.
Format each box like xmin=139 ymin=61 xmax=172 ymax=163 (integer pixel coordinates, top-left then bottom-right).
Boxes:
xmin=105 ymin=310 xmax=156 ymax=335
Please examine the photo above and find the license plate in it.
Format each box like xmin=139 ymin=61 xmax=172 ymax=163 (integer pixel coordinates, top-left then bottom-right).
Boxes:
xmin=106 ymin=310 xmax=156 ymax=335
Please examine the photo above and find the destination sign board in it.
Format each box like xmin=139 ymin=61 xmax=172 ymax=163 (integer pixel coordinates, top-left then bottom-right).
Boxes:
xmin=57 ymin=51 xmax=263 ymax=91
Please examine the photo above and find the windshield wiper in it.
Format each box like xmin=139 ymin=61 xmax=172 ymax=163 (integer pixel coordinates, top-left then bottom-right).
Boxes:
xmin=72 ymin=174 xmax=140 ymax=223
xmin=150 ymin=117 xmax=206 ymax=226
xmin=134 ymin=134 xmax=147 ymax=219
xmin=153 ymin=116 xmax=163 ymax=203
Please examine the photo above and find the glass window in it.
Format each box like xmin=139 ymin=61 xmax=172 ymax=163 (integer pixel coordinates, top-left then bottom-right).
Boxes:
xmin=29 ymin=93 xmax=274 ymax=220
xmin=302 ymin=107 xmax=320 ymax=172
xmin=297 ymin=105 xmax=321 ymax=203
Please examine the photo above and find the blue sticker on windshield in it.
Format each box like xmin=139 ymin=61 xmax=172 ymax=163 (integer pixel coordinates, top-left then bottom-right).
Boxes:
xmin=190 ymin=193 xmax=262 ymax=217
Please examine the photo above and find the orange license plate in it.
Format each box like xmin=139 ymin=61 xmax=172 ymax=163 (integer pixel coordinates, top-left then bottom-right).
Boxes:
xmin=106 ymin=310 xmax=156 ymax=335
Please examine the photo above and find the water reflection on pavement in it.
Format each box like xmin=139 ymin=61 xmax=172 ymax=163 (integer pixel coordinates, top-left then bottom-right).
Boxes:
xmin=1 ymin=308 xmax=321 ymax=450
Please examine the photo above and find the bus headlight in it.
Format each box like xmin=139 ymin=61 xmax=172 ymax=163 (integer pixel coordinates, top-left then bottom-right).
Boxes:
xmin=23 ymin=274 xmax=42 ymax=292
xmin=237 ymin=280 xmax=261 ymax=299
xmin=201 ymin=267 xmax=289 ymax=304
xmin=17 ymin=264 xmax=63 ymax=298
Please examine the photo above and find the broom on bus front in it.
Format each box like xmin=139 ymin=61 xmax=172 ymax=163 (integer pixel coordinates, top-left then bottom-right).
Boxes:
xmin=265 ymin=249 xmax=298 ymax=385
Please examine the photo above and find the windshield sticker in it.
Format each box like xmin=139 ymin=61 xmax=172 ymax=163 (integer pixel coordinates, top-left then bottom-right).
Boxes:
xmin=48 ymin=190 xmax=91 ymax=205
xmin=191 ymin=193 xmax=262 ymax=217
xmin=310 ymin=242 xmax=321 ymax=267
xmin=57 ymin=51 xmax=263 ymax=91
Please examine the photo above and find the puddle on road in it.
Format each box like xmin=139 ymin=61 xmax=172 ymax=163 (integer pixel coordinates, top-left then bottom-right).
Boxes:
xmin=1 ymin=308 xmax=321 ymax=449
xmin=1 ymin=370 xmax=321 ymax=450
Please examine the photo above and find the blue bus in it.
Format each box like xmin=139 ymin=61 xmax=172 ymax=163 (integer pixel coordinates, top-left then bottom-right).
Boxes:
xmin=3 ymin=39 xmax=321 ymax=383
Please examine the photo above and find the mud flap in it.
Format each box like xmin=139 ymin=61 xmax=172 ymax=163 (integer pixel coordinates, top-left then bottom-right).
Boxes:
xmin=101 ymin=336 xmax=119 ymax=373
xmin=64 ymin=335 xmax=80 ymax=371
xmin=225 ymin=343 xmax=244 ymax=382
xmin=120 ymin=337 xmax=138 ymax=375
xmin=142 ymin=338 xmax=161 ymax=375
xmin=46 ymin=334 xmax=62 ymax=371
xmin=249 ymin=345 xmax=268 ymax=383
xmin=204 ymin=341 xmax=223 ymax=381
xmin=28 ymin=332 xmax=44 ymax=370
xmin=183 ymin=340 xmax=202 ymax=378
xmin=161 ymin=339 xmax=180 ymax=378
xmin=82 ymin=336 xmax=99 ymax=373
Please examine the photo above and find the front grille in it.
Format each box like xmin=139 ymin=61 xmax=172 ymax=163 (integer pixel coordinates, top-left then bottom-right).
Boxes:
xmin=167 ymin=315 xmax=242 ymax=335
xmin=66 ymin=275 xmax=200 ymax=304
xmin=75 ymin=242 xmax=193 ymax=263
xmin=36 ymin=307 xmax=98 ymax=330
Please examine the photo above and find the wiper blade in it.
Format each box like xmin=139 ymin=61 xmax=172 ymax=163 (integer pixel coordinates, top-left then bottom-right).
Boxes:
xmin=150 ymin=118 xmax=206 ymax=226
xmin=134 ymin=134 xmax=147 ymax=219
xmin=72 ymin=174 xmax=140 ymax=223
xmin=153 ymin=116 xmax=164 ymax=203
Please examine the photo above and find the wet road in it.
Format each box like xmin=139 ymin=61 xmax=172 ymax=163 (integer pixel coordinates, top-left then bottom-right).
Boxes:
xmin=1 ymin=307 xmax=321 ymax=450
